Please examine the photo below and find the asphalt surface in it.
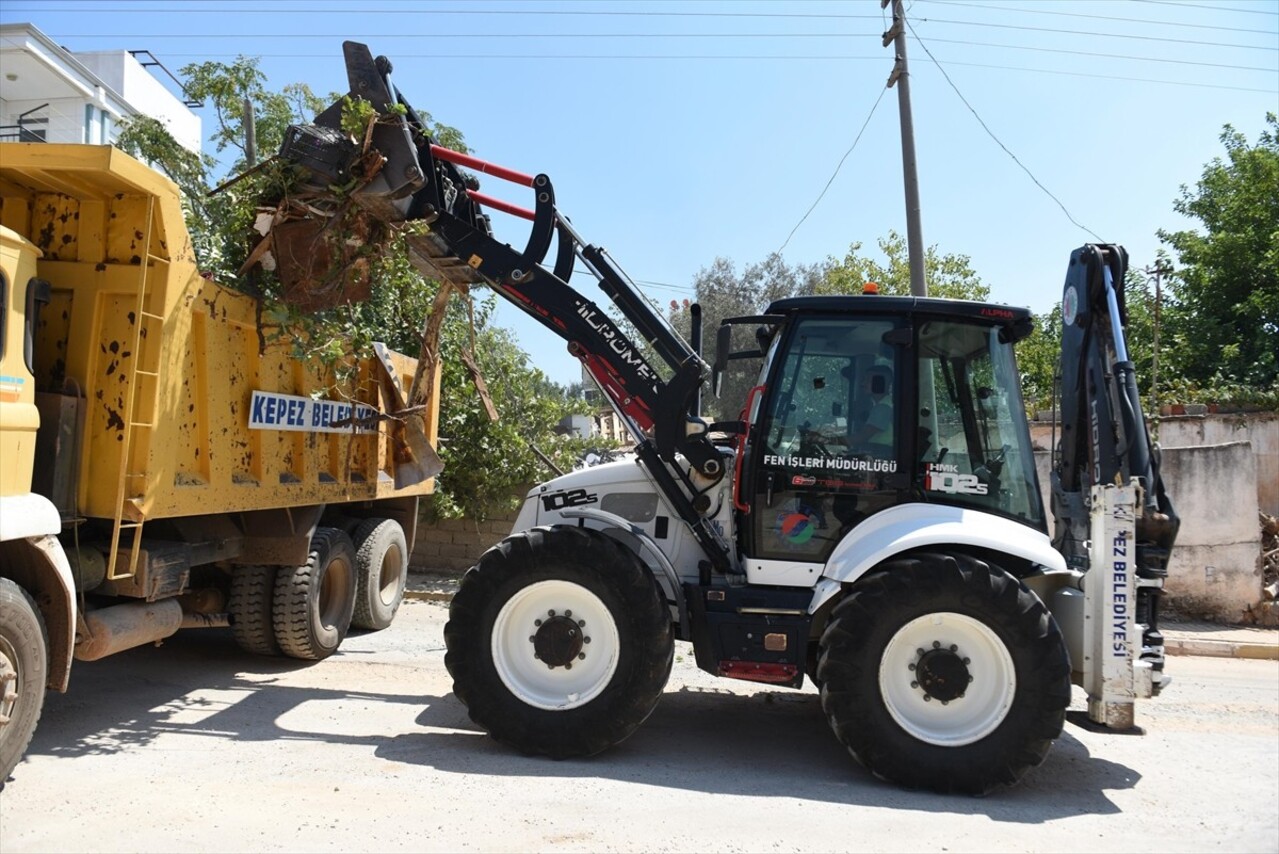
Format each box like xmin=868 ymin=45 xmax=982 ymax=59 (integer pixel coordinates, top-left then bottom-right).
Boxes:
xmin=2 ymin=596 xmax=1275 ymax=854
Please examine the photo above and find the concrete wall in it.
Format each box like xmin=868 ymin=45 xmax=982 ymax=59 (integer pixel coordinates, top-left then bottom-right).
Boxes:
xmin=1034 ymin=437 xmax=1264 ymax=621
xmin=1031 ymin=411 xmax=1276 ymax=515
xmin=76 ymin=51 xmax=201 ymax=153
xmin=1157 ymin=411 xmax=1277 ymax=516
xmin=1158 ymin=441 xmax=1262 ymax=619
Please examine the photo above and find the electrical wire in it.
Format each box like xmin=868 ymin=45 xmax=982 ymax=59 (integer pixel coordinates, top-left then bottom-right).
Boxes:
xmin=906 ymin=19 xmax=1105 ymax=243
xmin=915 ymin=15 xmax=1278 ymax=51
xmin=778 ymin=85 xmax=889 ymax=255
xmin=1 ymin=4 xmax=886 ymax=17
xmin=917 ymin=0 xmax=1279 ymax=35
xmin=921 ymin=35 xmax=1277 ymax=73
xmin=92 ymin=48 xmax=1272 ymax=92
xmin=1132 ymin=0 xmax=1279 ymax=15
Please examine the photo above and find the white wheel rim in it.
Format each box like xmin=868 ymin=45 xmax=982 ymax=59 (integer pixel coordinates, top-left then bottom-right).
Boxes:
xmin=878 ymin=612 xmax=1016 ymax=746
xmin=492 ymin=580 xmax=620 ymax=711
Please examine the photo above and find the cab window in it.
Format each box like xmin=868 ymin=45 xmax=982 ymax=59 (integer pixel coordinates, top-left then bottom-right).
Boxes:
xmin=749 ymin=317 xmax=903 ymax=562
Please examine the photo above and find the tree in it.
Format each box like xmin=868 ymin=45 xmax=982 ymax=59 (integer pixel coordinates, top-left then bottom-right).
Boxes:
xmin=430 ymin=298 xmax=591 ymax=521
xmin=1016 ymin=308 xmax=1062 ymax=418
xmin=1158 ymin=114 xmax=1279 ymax=390
xmin=119 ymin=58 xmax=587 ymax=520
xmin=669 ymin=253 xmax=827 ymax=420
xmin=818 ymin=230 xmax=990 ymax=301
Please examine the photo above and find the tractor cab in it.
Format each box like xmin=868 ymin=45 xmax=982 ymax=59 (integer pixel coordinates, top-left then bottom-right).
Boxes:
xmin=732 ymin=296 xmax=1044 ymax=567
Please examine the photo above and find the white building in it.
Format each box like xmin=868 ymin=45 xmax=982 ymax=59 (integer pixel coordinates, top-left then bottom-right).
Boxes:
xmin=0 ymin=22 xmax=200 ymax=153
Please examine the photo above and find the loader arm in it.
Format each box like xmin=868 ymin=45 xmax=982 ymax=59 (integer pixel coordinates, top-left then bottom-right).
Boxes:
xmin=1051 ymin=243 xmax=1180 ymax=693
xmin=271 ymin=41 xmax=732 ymax=573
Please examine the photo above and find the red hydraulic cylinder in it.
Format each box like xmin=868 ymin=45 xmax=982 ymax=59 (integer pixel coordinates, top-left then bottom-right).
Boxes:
xmin=466 ymin=189 xmax=535 ymax=222
xmin=429 ymin=144 xmax=534 ymax=187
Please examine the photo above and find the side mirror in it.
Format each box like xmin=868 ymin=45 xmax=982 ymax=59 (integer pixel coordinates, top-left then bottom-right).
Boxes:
xmin=712 ymin=323 xmax=732 ymax=398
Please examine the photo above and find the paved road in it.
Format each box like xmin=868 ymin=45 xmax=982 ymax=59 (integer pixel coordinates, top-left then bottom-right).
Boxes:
xmin=2 ymin=599 xmax=1276 ymax=854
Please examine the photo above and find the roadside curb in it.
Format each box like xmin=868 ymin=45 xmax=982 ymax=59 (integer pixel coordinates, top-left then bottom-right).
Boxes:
xmin=405 ymin=589 xmax=454 ymax=603
xmin=1164 ymin=637 xmax=1279 ymax=660
xmin=405 ymin=575 xmax=459 ymax=605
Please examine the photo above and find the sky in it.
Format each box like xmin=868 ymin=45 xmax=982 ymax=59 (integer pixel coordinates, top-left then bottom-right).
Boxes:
xmin=4 ymin=0 xmax=1276 ymax=387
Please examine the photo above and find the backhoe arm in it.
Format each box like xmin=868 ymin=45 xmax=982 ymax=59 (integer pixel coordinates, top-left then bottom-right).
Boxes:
xmin=1051 ymin=244 xmax=1179 ymax=698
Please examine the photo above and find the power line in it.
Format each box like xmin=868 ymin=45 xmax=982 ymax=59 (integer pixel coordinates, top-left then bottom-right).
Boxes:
xmin=28 ymin=32 xmax=1279 ymax=69
xmin=34 ymin=32 xmax=894 ymax=39
xmin=568 ymin=269 xmax=693 ymax=293
xmin=918 ymin=0 xmax=1279 ymax=34
xmin=905 ymin=20 xmax=1105 ymax=243
xmin=9 ymin=0 xmax=1279 ymax=27
xmin=922 ymin=35 xmax=1277 ymax=73
xmin=916 ymin=15 xmax=1278 ymax=51
xmin=87 ymin=50 xmax=1273 ymax=91
xmin=932 ymin=57 xmax=1275 ymax=93
xmin=1 ymin=4 xmax=886 ymax=17
xmin=778 ymin=86 xmax=889 ymax=255
xmin=1132 ymin=0 xmax=1279 ymax=15
xmin=20 ymin=24 xmax=1278 ymax=52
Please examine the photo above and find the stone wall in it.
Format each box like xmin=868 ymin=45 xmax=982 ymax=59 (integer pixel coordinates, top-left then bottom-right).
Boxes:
xmin=410 ymin=501 xmax=522 ymax=572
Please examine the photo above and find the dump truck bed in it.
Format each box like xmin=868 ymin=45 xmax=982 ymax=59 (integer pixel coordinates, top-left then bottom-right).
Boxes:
xmin=0 ymin=143 xmax=438 ymax=523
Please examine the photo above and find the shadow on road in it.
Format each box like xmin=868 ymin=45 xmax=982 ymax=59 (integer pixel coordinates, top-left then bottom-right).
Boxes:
xmin=25 ymin=623 xmax=1139 ymax=822
xmin=26 ymin=626 xmax=468 ymax=761
xmin=380 ymin=684 xmax=1140 ymax=823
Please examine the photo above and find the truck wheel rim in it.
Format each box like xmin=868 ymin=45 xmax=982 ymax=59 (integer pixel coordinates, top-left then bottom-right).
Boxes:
xmin=492 ymin=580 xmax=620 ymax=711
xmin=320 ymin=557 xmax=353 ymax=629
xmin=0 ymin=641 xmax=18 ymax=740
xmin=378 ymin=543 xmax=403 ymax=607
xmin=878 ymin=612 xmax=1016 ymax=746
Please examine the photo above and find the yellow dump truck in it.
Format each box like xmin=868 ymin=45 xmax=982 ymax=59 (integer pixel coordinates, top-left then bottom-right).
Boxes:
xmin=0 ymin=143 xmax=441 ymax=785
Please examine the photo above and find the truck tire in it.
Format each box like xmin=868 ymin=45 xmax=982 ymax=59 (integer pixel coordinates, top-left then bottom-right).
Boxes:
xmin=0 ymin=578 xmax=48 ymax=789
xmin=351 ymin=518 xmax=407 ymax=631
xmin=229 ymin=565 xmax=279 ymax=656
xmin=273 ymin=527 xmax=357 ymax=661
xmin=817 ymin=551 xmax=1071 ymax=795
xmin=444 ymin=526 xmax=673 ymax=759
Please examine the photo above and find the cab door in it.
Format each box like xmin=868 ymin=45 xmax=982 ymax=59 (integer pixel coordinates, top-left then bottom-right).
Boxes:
xmin=0 ymin=227 xmax=44 ymax=497
xmin=742 ymin=316 xmax=908 ymax=575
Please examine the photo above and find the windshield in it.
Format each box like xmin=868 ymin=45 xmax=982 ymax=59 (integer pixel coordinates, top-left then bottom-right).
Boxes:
xmin=917 ymin=318 xmax=1045 ymax=530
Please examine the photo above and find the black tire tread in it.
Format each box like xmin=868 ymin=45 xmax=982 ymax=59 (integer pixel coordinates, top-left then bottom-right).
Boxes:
xmin=273 ymin=527 xmax=357 ymax=661
xmin=817 ymin=551 xmax=1071 ymax=795
xmin=444 ymin=525 xmax=673 ymax=759
xmin=351 ymin=517 xmax=407 ymax=631
xmin=0 ymin=578 xmax=49 ymax=788
xmin=229 ymin=565 xmax=279 ymax=656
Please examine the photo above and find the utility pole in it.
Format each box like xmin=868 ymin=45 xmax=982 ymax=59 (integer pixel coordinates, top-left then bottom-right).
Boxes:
xmin=1143 ymin=258 xmax=1173 ymax=414
xmin=243 ymin=98 xmax=257 ymax=167
xmin=883 ymin=0 xmax=927 ymax=296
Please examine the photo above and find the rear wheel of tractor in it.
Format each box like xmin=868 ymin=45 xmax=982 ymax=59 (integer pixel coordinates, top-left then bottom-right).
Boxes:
xmin=351 ymin=518 xmax=408 ymax=631
xmin=817 ymin=551 xmax=1071 ymax=795
xmin=230 ymin=565 xmax=279 ymax=656
xmin=444 ymin=526 xmax=673 ymax=759
xmin=273 ymin=527 xmax=357 ymax=661
xmin=0 ymin=578 xmax=48 ymax=789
